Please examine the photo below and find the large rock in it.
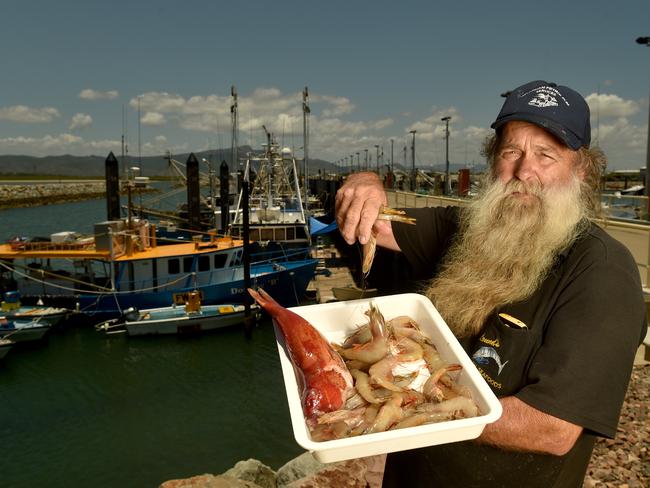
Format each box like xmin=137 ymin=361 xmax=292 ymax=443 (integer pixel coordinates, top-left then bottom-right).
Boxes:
xmin=276 ymin=452 xmax=386 ymax=488
xmin=223 ymin=458 xmax=277 ymax=488
xmin=276 ymin=452 xmax=326 ymax=486
xmin=285 ymin=458 xmax=368 ymax=488
xmin=160 ymin=473 xmax=261 ymax=488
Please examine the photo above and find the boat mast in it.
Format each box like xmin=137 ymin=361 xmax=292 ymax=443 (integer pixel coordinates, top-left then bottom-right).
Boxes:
xmin=121 ymin=104 xmax=126 ymax=181
xmin=231 ymin=86 xmax=239 ymax=171
xmin=138 ymin=95 xmax=142 ymax=174
xmin=302 ymin=86 xmax=310 ymax=212
xmin=262 ymin=125 xmax=273 ymax=209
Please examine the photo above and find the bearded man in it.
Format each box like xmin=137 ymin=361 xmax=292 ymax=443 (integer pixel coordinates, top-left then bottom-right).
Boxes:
xmin=335 ymin=80 xmax=647 ymax=487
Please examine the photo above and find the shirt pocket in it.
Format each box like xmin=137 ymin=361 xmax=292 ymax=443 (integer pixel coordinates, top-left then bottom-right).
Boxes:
xmin=469 ymin=313 xmax=534 ymax=396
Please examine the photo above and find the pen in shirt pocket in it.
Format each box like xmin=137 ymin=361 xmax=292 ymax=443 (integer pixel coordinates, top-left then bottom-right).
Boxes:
xmin=499 ymin=313 xmax=528 ymax=330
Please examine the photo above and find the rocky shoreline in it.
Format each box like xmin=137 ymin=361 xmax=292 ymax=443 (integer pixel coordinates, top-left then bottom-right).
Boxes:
xmin=161 ymin=364 xmax=649 ymax=487
xmin=0 ymin=182 xmax=108 ymax=209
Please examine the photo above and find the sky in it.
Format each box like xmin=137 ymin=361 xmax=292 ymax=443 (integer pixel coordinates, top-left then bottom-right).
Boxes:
xmin=0 ymin=0 xmax=649 ymax=171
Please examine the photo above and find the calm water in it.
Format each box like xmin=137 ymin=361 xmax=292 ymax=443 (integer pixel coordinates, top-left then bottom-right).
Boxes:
xmin=0 ymin=195 xmax=304 ymax=487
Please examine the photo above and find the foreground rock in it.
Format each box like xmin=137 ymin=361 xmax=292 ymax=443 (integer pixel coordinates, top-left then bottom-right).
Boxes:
xmin=160 ymin=454 xmax=385 ymax=488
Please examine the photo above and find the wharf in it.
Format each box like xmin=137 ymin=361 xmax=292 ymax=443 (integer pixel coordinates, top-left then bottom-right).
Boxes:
xmin=307 ymin=239 xmax=356 ymax=303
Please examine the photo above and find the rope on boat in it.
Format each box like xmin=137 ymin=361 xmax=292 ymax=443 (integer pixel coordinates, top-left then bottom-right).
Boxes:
xmin=0 ymin=260 xmax=192 ymax=295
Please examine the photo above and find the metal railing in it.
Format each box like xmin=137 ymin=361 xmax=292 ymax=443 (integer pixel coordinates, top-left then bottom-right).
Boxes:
xmin=386 ymin=190 xmax=650 ymax=289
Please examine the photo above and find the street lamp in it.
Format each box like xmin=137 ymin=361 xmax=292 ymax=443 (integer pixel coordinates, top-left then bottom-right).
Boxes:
xmin=637 ymin=36 xmax=650 ymax=214
xmin=374 ymin=144 xmax=380 ymax=173
xmin=364 ymin=149 xmax=368 ymax=171
xmin=409 ymin=130 xmax=417 ymax=191
xmin=441 ymin=116 xmax=451 ymax=195
xmin=356 ymin=152 xmax=360 ymax=172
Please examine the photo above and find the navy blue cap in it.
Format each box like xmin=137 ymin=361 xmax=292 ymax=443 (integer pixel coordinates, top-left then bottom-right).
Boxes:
xmin=491 ymin=80 xmax=591 ymax=150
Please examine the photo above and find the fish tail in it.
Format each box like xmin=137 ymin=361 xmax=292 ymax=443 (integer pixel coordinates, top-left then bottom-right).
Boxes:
xmin=248 ymin=288 xmax=280 ymax=313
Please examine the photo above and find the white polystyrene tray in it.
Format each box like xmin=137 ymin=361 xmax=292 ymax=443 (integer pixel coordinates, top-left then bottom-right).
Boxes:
xmin=275 ymin=293 xmax=503 ymax=463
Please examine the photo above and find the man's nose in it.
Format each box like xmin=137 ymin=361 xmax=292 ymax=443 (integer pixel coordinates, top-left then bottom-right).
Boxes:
xmin=514 ymin=153 xmax=537 ymax=181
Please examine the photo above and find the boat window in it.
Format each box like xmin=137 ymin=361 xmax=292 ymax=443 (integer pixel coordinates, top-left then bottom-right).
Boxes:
xmin=183 ymin=257 xmax=194 ymax=272
xmin=168 ymin=258 xmax=180 ymax=275
xmin=261 ymin=228 xmax=274 ymax=240
xmin=198 ymin=255 xmax=210 ymax=272
xmin=286 ymin=227 xmax=295 ymax=240
xmin=214 ymin=254 xmax=227 ymax=268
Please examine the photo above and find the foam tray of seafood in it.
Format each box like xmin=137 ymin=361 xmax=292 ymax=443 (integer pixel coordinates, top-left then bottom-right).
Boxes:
xmin=276 ymin=293 xmax=502 ymax=463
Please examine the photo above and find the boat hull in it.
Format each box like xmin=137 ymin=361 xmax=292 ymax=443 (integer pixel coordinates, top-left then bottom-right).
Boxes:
xmin=125 ymin=304 xmax=249 ymax=336
xmin=0 ymin=339 xmax=13 ymax=359
xmin=0 ymin=322 xmax=50 ymax=342
xmin=74 ymin=259 xmax=317 ymax=318
xmin=3 ymin=307 xmax=68 ymax=327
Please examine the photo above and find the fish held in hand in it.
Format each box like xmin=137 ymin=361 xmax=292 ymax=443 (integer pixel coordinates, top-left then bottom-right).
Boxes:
xmin=248 ymin=288 xmax=354 ymax=421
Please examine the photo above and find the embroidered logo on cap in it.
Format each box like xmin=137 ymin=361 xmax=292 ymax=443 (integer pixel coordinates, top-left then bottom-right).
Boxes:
xmin=528 ymin=92 xmax=558 ymax=108
xmin=523 ymin=86 xmax=571 ymax=109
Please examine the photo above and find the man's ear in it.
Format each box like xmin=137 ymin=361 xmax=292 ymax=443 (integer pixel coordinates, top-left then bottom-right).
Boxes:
xmin=574 ymin=151 xmax=587 ymax=181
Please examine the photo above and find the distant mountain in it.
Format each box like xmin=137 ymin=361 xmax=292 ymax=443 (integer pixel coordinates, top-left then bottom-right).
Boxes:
xmin=0 ymin=147 xmax=340 ymax=177
xmin=0 ymin=149 xmax=484 ymax=177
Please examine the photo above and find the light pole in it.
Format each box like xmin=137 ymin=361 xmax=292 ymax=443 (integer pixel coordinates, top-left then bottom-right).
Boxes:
xmin=390 ymin=139 xmax=394 ymax=173
xmin=375 ymin=144 xmax=380 ymax=173
xmin=356 ymin=152 xmax=360 ymax=172
xmin=441 ymin=116 xmax=451 ymax=195
xmin=364 ymin=149 xmax=368 ymax=171
xmin=637 ymin=36 xmax=650 ymax=216
xmin=409 ymin=130 xmax=417 ymax=191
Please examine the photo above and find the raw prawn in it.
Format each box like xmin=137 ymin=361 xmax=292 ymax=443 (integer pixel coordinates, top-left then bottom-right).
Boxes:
xmin=362 ymin=206 xmax=416 ymax=277
xmin=248 ymin=288 xmax=354 ymax=421
xmin=338 ymin=303 xmax=389 ymax=364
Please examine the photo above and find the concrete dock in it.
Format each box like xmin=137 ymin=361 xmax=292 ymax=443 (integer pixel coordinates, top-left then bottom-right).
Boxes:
xmin=307 ymin=238 xmax=357 ymax=303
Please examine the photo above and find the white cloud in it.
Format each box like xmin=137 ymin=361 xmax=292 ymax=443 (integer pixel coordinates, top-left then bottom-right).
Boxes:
xmin=586 ymin=93 xmax=640 ymax=119
xmin=79 ymin=89 xmax=119 ymax=100
xmin=69 ymin=113 xmax=93 ymax=130
xmin=0 ymin=133 xmax=119 ymax=156
xmin=141 ymin=111 xmax=166 ymax=126
xmin=0 ymin=105 xmax=60 ymax=123
xmin=406 ymin=107 xmax=461 ymax=142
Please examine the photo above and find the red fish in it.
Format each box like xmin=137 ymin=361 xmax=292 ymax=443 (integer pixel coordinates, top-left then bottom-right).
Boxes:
xmin=248 ymin=288 xmax=353 ymax=422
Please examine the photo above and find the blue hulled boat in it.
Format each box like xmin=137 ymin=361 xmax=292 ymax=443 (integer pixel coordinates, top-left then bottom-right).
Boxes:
xmin=0 ymin=219 xmax=316 ymax=321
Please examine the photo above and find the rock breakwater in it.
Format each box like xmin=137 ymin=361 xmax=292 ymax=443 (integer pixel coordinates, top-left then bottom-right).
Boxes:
xmin=0 ymin=182 xmax=108 ymax=209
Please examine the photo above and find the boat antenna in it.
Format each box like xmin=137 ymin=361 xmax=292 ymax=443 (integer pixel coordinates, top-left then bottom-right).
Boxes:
xmin=121 ymin=104 xmax=126 ymax=180
xmin=231 ymin=85 xmax=239 ymax=170
xmin=302 ymin=86 xmax=310 ymax=211
xmin=138 ymin=95 xmax=142 ymax=174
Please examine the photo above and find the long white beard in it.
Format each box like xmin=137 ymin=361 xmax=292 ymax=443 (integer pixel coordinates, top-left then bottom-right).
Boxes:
xmin=425 ymin=175 xmax=588 ymax=338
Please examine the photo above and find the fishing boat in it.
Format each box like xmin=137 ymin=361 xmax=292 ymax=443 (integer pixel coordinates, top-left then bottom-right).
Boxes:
xmin=1 ymin=291 xmax=70 ymax=326
xmin=0 ymin=318 xmax=50 ymax=342
xmin=0 ymin=218 xmax=317 ymax=321
xmin=96 ymin=291 xmax=255 ymax=336
xmin=0 ymin=338 xmax=14 ymax=359
xmin=230 ymin=128 xmax=310 ymax=248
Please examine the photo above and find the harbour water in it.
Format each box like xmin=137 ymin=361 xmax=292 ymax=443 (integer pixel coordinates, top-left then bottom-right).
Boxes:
xmin=0 ymin=194 xmax=304 ymax=487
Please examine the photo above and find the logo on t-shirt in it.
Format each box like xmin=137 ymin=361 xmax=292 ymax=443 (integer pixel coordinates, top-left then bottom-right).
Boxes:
xmin=472 ymin=346 xmax=509 ymax=375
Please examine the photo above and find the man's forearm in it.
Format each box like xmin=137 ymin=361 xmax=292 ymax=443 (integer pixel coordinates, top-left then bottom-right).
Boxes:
xmin=477 ymin=396 xmax=582 ymax=456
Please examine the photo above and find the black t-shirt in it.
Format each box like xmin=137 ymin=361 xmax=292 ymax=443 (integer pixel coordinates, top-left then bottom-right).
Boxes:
xmin=383 ymin=206 xmax=647 ymax=488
